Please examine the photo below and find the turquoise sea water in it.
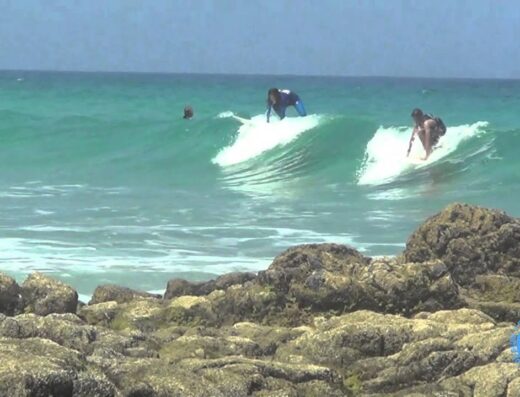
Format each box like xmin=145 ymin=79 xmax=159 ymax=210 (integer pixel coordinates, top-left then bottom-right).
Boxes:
xmin=1 ymin=71 xmax=519 ymax=297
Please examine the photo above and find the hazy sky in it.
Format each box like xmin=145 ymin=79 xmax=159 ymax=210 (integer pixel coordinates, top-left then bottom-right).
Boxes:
xmin=1 ymin=0 xmax=519 ymax=78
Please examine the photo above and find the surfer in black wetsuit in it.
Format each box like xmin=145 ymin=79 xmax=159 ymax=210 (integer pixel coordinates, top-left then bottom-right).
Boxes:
xmin=266 ymin=88 xmax=307 ymax=122
xmin=407 ymin=108 xmax=447 ymax=160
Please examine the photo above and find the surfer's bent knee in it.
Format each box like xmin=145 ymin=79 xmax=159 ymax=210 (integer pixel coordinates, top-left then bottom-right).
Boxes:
xmin=295 ymin=100 xmax=307 ymax=117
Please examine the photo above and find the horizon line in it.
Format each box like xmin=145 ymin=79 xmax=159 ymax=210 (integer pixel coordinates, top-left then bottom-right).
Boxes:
xmin=1 ymin=67 xmax=519 ymax=82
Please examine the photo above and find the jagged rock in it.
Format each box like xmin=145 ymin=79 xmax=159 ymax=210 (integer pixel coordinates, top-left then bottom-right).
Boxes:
xmin=159 ymin=334 xmax=261 ymax=361
xmin=210 ymin=282 xmax=295 ymax=326
xmin=0 ymin=272 xmax=21 ymax=315
xmin=163 ymin=294 xmax=218 ymax=327
xmin=90 ymin=284 xmax=161 ymax=305
xmin=440 ymin=363 xmax=520 ymax=397
xmin=164 ymin=278 xmax=201 ymax=298
xmin=228 ymin=322 xmax=306 ymax=356
xmin=276 ymin=308 xmax=513 ymax=395
xmin=462 ymin=296 xmax=520 ymax=323
xmin=403 ymin=203 xmax=520 ymax=285
xmin=164 ymin=272 xmax=256 ymax=299
xmin=0 ymin=312 xmax=96 ymax=351
xmin=20 ymin=272 xmax=78 ymax=316
xmin=100 ymin=356 xmax=341 ymax=397
xmin=212 ymin=271 xmax=257 ymax=289
xmin=256 ymin=245 xmax=460 ymax=318
xmin=78 ymin=301 xmax=119 ymax=326
xmin=258 ymin=244 xmax=369 ymax=293
xmin=0 ymin=337 xmax=115 ymax=397
xmin=108 ymin=298 xmax=164 ymax=332
xmin=470 ymin=274 xmax=520 ymax=303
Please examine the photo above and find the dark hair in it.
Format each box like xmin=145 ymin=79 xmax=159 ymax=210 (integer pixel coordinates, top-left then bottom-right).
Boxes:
xmin=411 ymin=108 xmax=423 ymax=118
xmin=267 ymin=88 xmax=280 ymax=104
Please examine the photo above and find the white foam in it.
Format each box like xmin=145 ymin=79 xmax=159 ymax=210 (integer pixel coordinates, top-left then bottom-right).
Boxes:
xmin=357 ymin=121 xmax=488 ymax=186
xmin=217 ymin=111 xmax=234 ymax=118
xmin=78 ymin=294 xmax=91 ymax=303
xmin=34 ymin=209 xmax=55 ymax=216
xmin=213 ymin=113 xmax=321 ymax=166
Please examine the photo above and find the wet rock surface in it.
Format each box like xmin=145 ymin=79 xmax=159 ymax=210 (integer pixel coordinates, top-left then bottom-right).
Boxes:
xmin=90 ymin=284 xmax=161 ymax=305
xmin=0 ymin=272 xmax=21 ymax=315
xmin=21 ymin=272 xmax=78 ymax=316
xmin=1 ymin=203 xmax=520 ymax=396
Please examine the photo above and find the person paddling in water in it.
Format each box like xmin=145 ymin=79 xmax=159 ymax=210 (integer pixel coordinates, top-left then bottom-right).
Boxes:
xmin=183 ymin=105 xmax=194 ymax=119
xmin=407 ymin=108 xmax=447 ymax=160
xmin=266 ymin=88 xmax=307 ymax=123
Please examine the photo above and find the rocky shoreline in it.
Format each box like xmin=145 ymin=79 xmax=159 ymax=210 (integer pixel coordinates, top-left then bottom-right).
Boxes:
xmin=1 ymin=203 xmax=520 ymax=396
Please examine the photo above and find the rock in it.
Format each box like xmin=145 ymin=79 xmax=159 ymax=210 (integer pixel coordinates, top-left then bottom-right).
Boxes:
xmin=159 ymin=334 xmax=261 ymax=362
xmin=0 ymin=272 xmax=21 ymax=315
xmin=462 ymin=296 xmax=520 ymax=323
xmin=258 ymin=244 xmax=369 ymax=294
xmin=401 ymin=203 xmax=520 ymax=331
xmin=21 ymin=272 xmax=78 ymax=315
xmin=212 ymin=271 xmax=257 ymax=291
xmin=163 ymin=295 xmax=217 ymax=327
xmin=0 ymin=337 xmax=115 ymax=397
xmin=72 ymin=373 xmax=116 ymax=397
xmin=292 ymin=257 xmax=460 ymax=315
xmin=164 ymin=278 xmax=204 ymax=299
xmin=98 ymin=356 xmax=239 ymax=397
xmin=181 ymin=356 xmax=338 ymax=387
xmin=229 ymin=322 xmax=306 ymax=356
xmin=469 ymin=275 xmax=520 ymax=303
xmin=108 ymin=298 xmax=164 ymax=332
xmin=440 ymin=363 xmax=520 ymax=397
xmin=0 ymin=312 xmax=97 ymax=351
xmin=458 ymin=274 xmax=520 ymax=322
xmin=78 ymin=301 xmax=119 ymax=326
xmin=403 ymin=203 xmax=520 ymax=285
xmin=275 ymin=308 xmax=514 ymax=395
xmin=255 ymin=244 xmax=460 ymax=319
xmin=164 ymin=272 xmax=256 ymax=299
xmin=508 ymin=377 xmax=520 ymax=397
xmin=89 ymin=284 xmax=161 ymax=305
xmin=210 ymin=283 xmax=285 ymax=326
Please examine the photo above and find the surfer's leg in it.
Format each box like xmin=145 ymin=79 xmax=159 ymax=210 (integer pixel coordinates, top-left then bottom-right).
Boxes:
xmin=417 ymin=129 xmax=426 ymax=150
xmin=431 ymin=129 xmax=441 ymax=147
xmin=276 ymin=107 xmax=286 ymax=120
xmin=294 ymin=100 xmax=307 ymax=117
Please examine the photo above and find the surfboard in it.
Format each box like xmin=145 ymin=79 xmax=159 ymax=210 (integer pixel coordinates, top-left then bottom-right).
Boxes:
xmin=408 ymin=156 xmax=426 ymax=165
xmin=231 ymin=115 xmax=250 ymax=124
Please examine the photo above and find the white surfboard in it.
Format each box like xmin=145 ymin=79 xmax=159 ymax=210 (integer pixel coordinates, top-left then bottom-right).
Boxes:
xmin=230 ymin=115 xmax=251 ymax=125
xmin=408 ymin=155 xmax=426 ymax=165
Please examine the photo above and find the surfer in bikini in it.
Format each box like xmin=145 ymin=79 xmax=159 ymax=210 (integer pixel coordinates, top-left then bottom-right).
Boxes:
xmin=266 ymin=88 xmax=307 ymax=123
xmin=407 ymin=108 xmax=447 ymax=160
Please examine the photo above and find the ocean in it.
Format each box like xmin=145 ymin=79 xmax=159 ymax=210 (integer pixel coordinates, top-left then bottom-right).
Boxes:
xmin=1 ymin=71 xmax=519 ymax=298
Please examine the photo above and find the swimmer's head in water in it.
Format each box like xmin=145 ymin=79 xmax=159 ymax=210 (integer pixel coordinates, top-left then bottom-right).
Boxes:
xmin=267 ymin=88 xmax=280 ymax=105
xmin=183 ymin=105 xmax=194 ymax=119
xmin=411 ymin=108 xmax=423 ymax=123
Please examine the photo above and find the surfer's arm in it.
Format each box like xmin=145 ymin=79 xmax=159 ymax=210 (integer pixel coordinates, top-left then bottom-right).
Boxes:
xmin=266 ymin=105 xmax=272 ymax=123
xmin=406 ymin=128 xmax=417 ymax=156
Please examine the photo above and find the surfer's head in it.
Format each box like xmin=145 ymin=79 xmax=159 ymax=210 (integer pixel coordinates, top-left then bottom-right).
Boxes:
xmin=183 ymin=105 xmax=194 ymax=119
xmin=411 ymin=108 xmax=424 ymax=123
xmin=267 ymin=88 xmax=280 ymax=105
